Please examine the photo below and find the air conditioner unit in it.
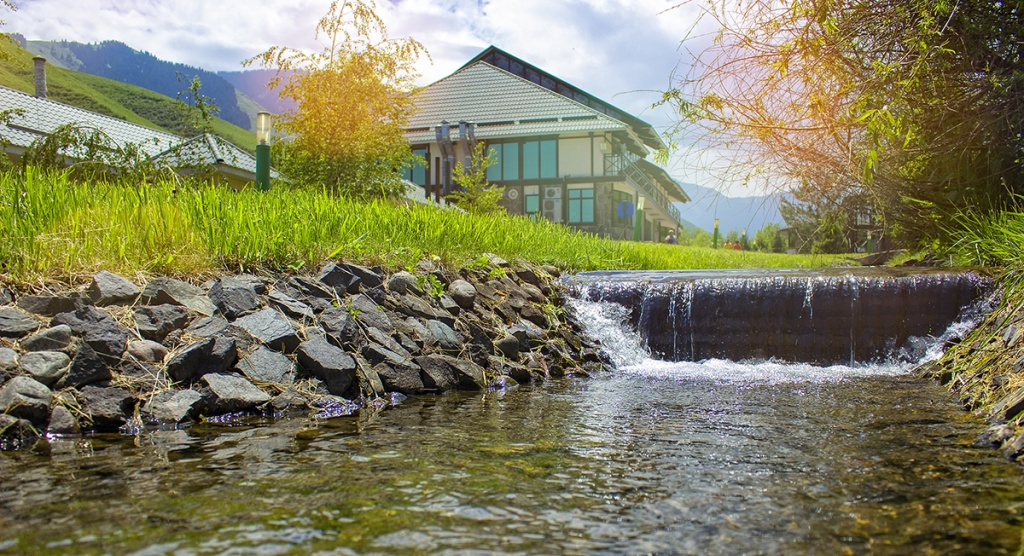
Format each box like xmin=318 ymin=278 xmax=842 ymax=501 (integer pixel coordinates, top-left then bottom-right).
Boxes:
xmin=545 ymin=187 xmax=561 ymax=199
xmin=542 ymin=186 xmax=562 ymax=222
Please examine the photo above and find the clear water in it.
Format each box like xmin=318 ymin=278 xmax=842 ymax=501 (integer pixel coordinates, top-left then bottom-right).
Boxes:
xmin=1 ymin=299 xmax=1023 ymax=555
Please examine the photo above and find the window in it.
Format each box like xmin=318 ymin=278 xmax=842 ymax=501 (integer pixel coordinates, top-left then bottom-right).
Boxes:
xmin=403 ymin=148 xmax=428 ymax=186
xmin=612 ymin=190 xmax=633 ymax=224
xmin=524 ymin=185 xmax=540 ymax=214
xmin=485 ymin=143 xmax=520 ymax=182
xmin=568 ymin=187 xmax=594 ymax=223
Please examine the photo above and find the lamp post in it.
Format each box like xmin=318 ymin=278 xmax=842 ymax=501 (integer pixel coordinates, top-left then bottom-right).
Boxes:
xmin=741 ymin=228 xmax=747 ymax=250
xmin=632 ymin=196 xmax=646 ymax=242
xmin=255 ymin=112 xmax=272 ymax=192
xmin=712 ymin=218 xmax=720 ymax=248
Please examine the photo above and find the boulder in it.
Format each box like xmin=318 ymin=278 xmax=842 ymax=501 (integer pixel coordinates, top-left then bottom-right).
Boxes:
xmin=438 ymin=295 xmax=461 ymax=316
xmin=386 ymin=271 xmax=422 ymax=296
xmin=143 ymin=389 xmax=204 ymax=423
xmin=349 ymin=294 xmax=394 ymax=333
xmin=188 ymin=316 xmax=230 ymax=338
xmin=78 ymin=386 xmax=135 ymax=430
xmin=267 ymin=290 xmax=315 ymax=320
xmin=52 ymin=306 xmax=129 ymax=357
xmin=354 ymin=354 xmax=386 ymax=399
xmin=279 ymin=276 xmax=335 ymax=311
xmin=200 ymin=373 xmax=270 ymax=414
xmin=414 ymin=354 xmax=460 ymax=391
xmin=296 ymin=338 xmax=357 ymax=396
xmin=198 ymin=335 xmax=237 ymax=376
xmin=139 ymin=277 xmax=216 ymax=316
xmin=339 ymin=263 xmax=384 ymax=290
xmin=494 ymin=334 xmax=520 ymax=359
xmin=209 ymin=276 xmax=262 ymax=319
xmin=233 ymin=308 xmax=300 ymax=352
xmin=514 ymin=267 xmax=542 ymax=287
xmin=448 ymin=280 xmax=477 ymax=310
xmin=0 ymin=414 xmax=35 ymax=440
xmin=0 ymin=347 xmax=18 ymax=380
xmin=236 ymin=345 xmax=296 ymax=385
xmin=373 ymin=361 xmax=424 ymax=395
xmin=19 ymin=351 xmax=71 ymax=386
xmin=366 ymin=327 xmax=413 ymax=359
xmin=0 ymin=376 xmax=52 ymax=425
xmin=127 ymin=339 xmax=169 ymax=363
xmin=164 ymin=337 xmax=216 ymax=384
xmin=134 ymin=304 xmax=191 ymax=342
xmin=440 ymin=355 xmax=487 ymax=390
xmin=47 ymin=404 xmax=80 ymax=435
xmin=0 ymin=307 xmax=39 ymax=338
xmin=319 ymin=306 xmax=360 ymax=348
xmin=396 ymin=294 xmax=445 ymax=323
xmin=17 ymin=294 xmax=87 ymax=317
xmin=425 ymin=320 xmax=462 ymax=354
xmin=87 ymin=271 xmax=140 ymax=306
xmin=317 ymin=262 xmax=362 ymax=295
xmin=59 ymin=343 xmax=111 ymax=388
xmin=20 ymin=324 xmax=73 ymax=352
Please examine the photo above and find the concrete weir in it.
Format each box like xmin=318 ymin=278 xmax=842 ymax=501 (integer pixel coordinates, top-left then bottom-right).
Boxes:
xmin=565 ymin=268 xmax=992 ymax=365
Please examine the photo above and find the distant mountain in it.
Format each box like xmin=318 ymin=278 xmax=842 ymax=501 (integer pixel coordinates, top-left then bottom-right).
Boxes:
xmin=218 ymin=69 xmax=297 ymax=116
xmin=675 ymin=182 xmax=787 ymax=235
xmin=23 ymin=39 xmax=259 ymax=131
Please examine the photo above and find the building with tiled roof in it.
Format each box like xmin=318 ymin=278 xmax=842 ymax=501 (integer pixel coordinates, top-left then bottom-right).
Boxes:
xmin=404 ymin=46 xmax=690 ymax=241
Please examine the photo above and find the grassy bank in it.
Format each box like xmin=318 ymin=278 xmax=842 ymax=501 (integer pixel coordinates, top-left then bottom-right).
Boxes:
xmin=0 ymin=170 xmax=837 ymax=284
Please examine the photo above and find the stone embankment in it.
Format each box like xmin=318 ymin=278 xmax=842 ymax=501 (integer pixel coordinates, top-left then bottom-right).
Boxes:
xmin=0 ymin=255 xmax=609 ymax=444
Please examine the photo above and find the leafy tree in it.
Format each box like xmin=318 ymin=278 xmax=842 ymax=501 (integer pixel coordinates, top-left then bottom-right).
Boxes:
xmin=449 ymin=141 xmax=504 ymax=214
xmin=664 ymin=0 xmax=1024 ymax=247
xmin=174 ymin=73 xmax=218 ymax=138
xmin=245 ymin=0 xmax=429 ymax=199
xmin=753 ymin=223 xmax=780 ymax=253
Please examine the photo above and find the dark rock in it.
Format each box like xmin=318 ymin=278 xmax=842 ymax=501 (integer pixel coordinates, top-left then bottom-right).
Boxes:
xmin=509 ymin=320 xmax=545 ymax=348
xmin=127 ymin=339 xmax=168 ymax=363
xmin=143 ymin=389 xmax=204 ymax=423
xmin=492 ymin=356 xmax=535 ymax=384
xmin=88 ymin=271 xmax=140 ymax=306
xmin=520 ymin=303 xmax=550 ymax=329
xmin=362 ymin=285 xmax=390 ymax=306
xmin=47 ymin=404 xmax=80 ymax=435
xmin=233 ymin=274 xmax=270 ymax=296
xmin=414 ymin=354 xmax=459 ymax=391
xmin=20 ymin=351 xmax=70 ymax=386
xmin=296 ymin=338 xmax=357 ymax=396
xmin=318 ymin=262 xmax=362 ymax=295
xmin=494 ymin=334 xmax=520 ymax=359
xmin=320 ymin=306 xmax=360 ymax=348
xmin=164 ymin=337 xmax=216 ymax=384
xmin=0 ymin=376 xmax=52 ymax=425
xmin=979 ymin=423 xmax=1016 ymax=447
xmin=78 ymin=386 xmax=134 ymax=430
xmin=209 ymin=276 xmax=262 ymax=319
xmin=0 ymin=287 xmax=11 ymax=306
xmin=188 ymin=316 xmax=229 ymax=338
xmin=0 ymin=414 xmax=35 ymax=440
xmin=362 ymin=342 xmax=415 ymax=369
xmin=134 ymin=304 xmax=191 ymax=342
xmin=1004 ymin=434 xmax=1024 ymax=460
xmin=387 ymin=271 xmax=422 ymax=295
xmin=399 ymin=317 xmax=429 ymax=343
xmin=514 ymin=267 xmax=542 ymax=287
xmin=541 ymin=265 xmax=559 ymax=278
xmin=340 ymin=263 xmax=384 ymax=290
xmin=267 ymin=290 xmax=315 ymax=320
xmin=233 ymin=308 xmax=300 ymax=352
xmin=200 ymin=373 xmax=270 ymax=414
xmin=373 ymin=361 xmax=424 ymax=395
xmin=441 ymin=355 xmax=487 ymax=390
xmin=521 ymin=283 xmax=546 ymax=304
xmin=438 ymin=295 xmax=461 ymax=316
xmin=484 ymin=253 xmax=509 ymax=267
xmin=425 ymin=320 xmax=462 ymax=354
xmin=0 ymin=307 xmax=40 ymax=338
xmin=118 ymin=359 xmax=163 ymax=393
xmin=139 ymin=277 xmax=216 ymax=316
xmin=354 ymin=354 xmax=385 ymax=399
xmin=350 ymin=294 xmax=394 ymax=332
xmin=20 ymin=324 xmax=73 ymax=352
xmin=237 ymin=345 xmax=296 ymax=385
xmin=0 ymin=347 xmax=19 ymax=379
xmin=52 ymin=306 xmax=129 ymax=357
xmin=17 ymin=293 xmax=88 ymax=317
xmin=1006 ymin=324 xmax=1023 ymax=348
xmin=199 ymin=336 xmax=237 ymax=377
xmin=60 ymin=343 xmax=111 ymax=388
xmin=366 ymin=327 xmax=412 ymax=359
xmin=281 ymin=276 xmax=336 ymax=304
xmin=395 ymin=331 xmax=421 ymax=355
xmin=396 ymin=293 xmax=443 ymax=322
xmin=270 ymin=389 xmax=309 ymax=412
xmin=992 ymin=387 xmax=1024 ymax=422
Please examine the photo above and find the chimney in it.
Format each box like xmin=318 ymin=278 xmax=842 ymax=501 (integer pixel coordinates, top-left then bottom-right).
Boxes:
xmin=32 ymin=56 xmax=47 ymax=99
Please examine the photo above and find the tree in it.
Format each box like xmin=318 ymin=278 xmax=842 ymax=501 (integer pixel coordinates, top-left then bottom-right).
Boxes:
xmin=449 ymin=142 xmax=504 ymax=214
xmin=664 ymin=0 xmax=1024 ymax=247
xmin=245 ymin=0 xmax=429 ymax=198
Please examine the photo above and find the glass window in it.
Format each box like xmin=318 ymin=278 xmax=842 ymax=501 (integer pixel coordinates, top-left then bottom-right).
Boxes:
xmin=486 ymin=145 xmax=502 ymax=182
xmin=568 ymin=188 xmax=594 ymax=223
xmin=540 ymin=140 xmax=557 ymax=178
xmin=523 ymin=142 xmax=539 ymax=180
xmin=525 ymin=185 xmax=539 ymax=214
xmin=612 ymin=190 xmax=632 ymax=224
xmin=403 ymin=148 xmax=428 ymax=186
xmin=502 ymin=142 xmax=519 ymax=181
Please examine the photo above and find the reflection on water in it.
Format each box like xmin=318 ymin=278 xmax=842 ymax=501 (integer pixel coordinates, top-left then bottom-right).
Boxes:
xmin=1 ymin=363 xmax=1023 ymax=555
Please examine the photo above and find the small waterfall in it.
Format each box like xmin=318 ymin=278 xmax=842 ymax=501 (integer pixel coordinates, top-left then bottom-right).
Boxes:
xmin=565 ymin=268 xmax=992 ymax=366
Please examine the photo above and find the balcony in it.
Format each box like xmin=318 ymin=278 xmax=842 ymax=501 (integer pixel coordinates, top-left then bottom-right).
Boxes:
xmin=603 ymin=153 xmax=683 ymax=227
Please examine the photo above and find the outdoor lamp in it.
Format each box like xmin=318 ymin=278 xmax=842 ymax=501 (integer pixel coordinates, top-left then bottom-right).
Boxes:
xmin=255 ymin=112 xmax=272 ymax=191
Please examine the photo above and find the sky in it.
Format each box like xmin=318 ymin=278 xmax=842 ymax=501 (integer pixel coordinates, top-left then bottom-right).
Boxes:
xmin=3 ymin=0 xmax=766 ymax=197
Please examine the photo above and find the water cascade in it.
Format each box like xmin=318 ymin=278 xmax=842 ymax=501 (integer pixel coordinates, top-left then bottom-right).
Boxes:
xmin=565 ymin=268 xmax=991 ymax=365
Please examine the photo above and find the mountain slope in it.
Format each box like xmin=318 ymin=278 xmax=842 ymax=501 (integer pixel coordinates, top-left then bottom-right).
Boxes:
xmin=675 ymin=182 xmax=787 ymax=235
xmin=218 ymin=68 xmax=297 ymax=116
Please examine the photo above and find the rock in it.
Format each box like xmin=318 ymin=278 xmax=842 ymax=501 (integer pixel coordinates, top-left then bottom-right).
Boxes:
xmin=0 ymin=307 xmax=40 ymax=338
xmin=200 ymin=336 xmax=237 ymax=377
xmin=0 ymin=287 xmax=11 ymax=306
xmin=134 ymin=304 xmax=191 ymax=342
xmin=541 ymin=264 xmax=560 ymax=278
xmin=494 ymin=334 xmax=520 ymax=359
xmin=441 ymin=355 xmax=487 ymax=390
xmin=47 ymin=404 xmax=80 ymax=435
xmin=164 ymin=337 xmax=216 ymax=384
xmin=118 ymin=359 xmax=163 ymax=393
xmin=387 ymin=271 xmax=422 ymax=295
xmin=209 ymin=276 xmax=262 ymax=319
xmin=267 ymin=290 xmax=315 ymax=321
xmin=1005 ymin=325 xmax=1023 ymax=348
xmin=448 ymin=280 xmax=477 ymax=310
xmin=280 ymin=276 xmax=336 ymax=310
xmin=438 ymin=295 xmax=461 ymax=316
xmin=52 ymin=306 xmax=129 ymax=357
xmin=340 ymin=263 xmax=384 ymax=290
xmin=0 ymin=347 xmax=18 ymax=380
xmin=78 ymin=386 xmax=135 ymax=430
xmin=318 ymin=262 xmax=362 ymax=295
xmin=237 ymin=345 xmax=296 ymax=385
xmin=270 ymin=389 xmax=309 ymax=412
xmin=0 ymin=414 xmax=34 ymax=440
xmin=139 ymin=277 xmax=216 ymax=316
xmin=484 ymin=253 xmax=509 ymax=267
xmin=396 ymin=293 xmax=444 ymax=322
xmin=992 ymin=387 xmax=1024 ymax=422
xmin=19 ymin=351 xmax=71 ymax=386
xmin=20 ymin=324 xmax=73 ymax=352
xmin=188 ymin=316 xmax=230 ymax=338
xmin=17 ymin=294 xmax=87 ymax=317
xmin=349 ymin=294 xmax=394 ymax=332
xmin=88 ymin=271 xmax=140 ymax=306
xmin=59 ymin=343 xmax=111 ymax=388
xmin=354 ymin=354 xmax=385 ymax=399
xmin=200 ymin=373 xmax=271 ymax=414
xmin=366 ymin=327 xmax=413 ymax=359
xmin=0 ymin=376 xmax=52 ymax=425
xmin=127 ymin=339 xmax=169 ymax=363
xmin=521 ymin=283 xmax=546 ymax=304
xmin=425 ymin=320 xmax=462 ymax=354
xmin=296 ymin=338 xmax=357 ymax=396
xmin=520 ymin=303 xmax=550 ymax=329
xmin=979 ymin=423 xmax=1016 ymax=447
xmin=414 ymin=354 xmax=459 ymax=391
xmin=143 ymin=389 xmax=204 ymax=423
xmin=320 ymin=306 xmax=360 ymax=348
xmin=233 ymin=308 xmax=300 ymax=352
xmin=373 ymin=361 xmax=424 ymax=395
xmin=233 ymin=274 xmax=270 ymax=296
xmin=514 ymin=267 xmax=542 ymax=287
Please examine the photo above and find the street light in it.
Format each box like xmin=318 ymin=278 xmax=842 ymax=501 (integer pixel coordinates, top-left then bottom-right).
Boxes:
xmin=255 ymin=111 xmax=272 ymax=191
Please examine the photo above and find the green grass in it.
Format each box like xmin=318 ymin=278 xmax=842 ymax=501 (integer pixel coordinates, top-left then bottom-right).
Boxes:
xmin=0 ymin=170 xmax=839 ymax=283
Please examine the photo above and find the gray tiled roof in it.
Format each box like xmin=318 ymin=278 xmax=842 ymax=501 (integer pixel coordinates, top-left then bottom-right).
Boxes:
xmin=405 ymin=61 xmax=633 ymax=144
xmin=0 ymin=86 xmax=179 ymax=156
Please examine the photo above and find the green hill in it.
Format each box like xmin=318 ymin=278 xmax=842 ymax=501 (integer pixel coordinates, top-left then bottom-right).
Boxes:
xmin=0 ymin=42 xmax=257 ymax=152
